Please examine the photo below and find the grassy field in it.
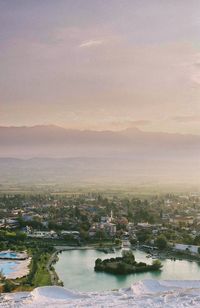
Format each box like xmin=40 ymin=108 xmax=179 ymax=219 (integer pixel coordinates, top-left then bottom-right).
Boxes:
xmin=32 ymin=253 xmax=52 ymax=287
xmin=0 ymin=182 xmax=199 ymax=197
xmin=14 ymin=249 xmax=53 ymax=292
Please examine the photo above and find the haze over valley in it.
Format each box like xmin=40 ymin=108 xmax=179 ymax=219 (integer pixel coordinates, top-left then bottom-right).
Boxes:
xmin=0 ymin=125 xmax=199 ymax=188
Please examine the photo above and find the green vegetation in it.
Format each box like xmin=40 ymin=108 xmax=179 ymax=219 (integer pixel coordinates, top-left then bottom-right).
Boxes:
xmin=0 ymin=230 xmax=56 ymax=292
xmin=31 ymin=253 xmax=52 ymax=286
xmin=3 ymin=280 xmax=16 ymax=293
xmin=155 ymin=235 xmax=168 ymax=250
xmin=15 ymin=244 xmax=55 ymax=290
xmin=94 ymin=250 xmax=162 ymax=275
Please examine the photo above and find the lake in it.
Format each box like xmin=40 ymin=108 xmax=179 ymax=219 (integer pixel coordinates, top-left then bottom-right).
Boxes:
xmin=54 ymin=249 xmax=200 ymax=291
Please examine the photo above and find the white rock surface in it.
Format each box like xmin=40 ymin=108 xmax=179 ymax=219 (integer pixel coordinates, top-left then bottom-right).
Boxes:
xmin=1 ymin=280 xmax=200 ymax=307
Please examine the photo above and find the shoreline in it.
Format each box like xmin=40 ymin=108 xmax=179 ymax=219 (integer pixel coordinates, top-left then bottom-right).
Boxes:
xmin=47 ymin=251 xmax=62 ymax=286
xmin=50 ymin=244 xmax=122 ymax=286
xmin=51 ymin=244 xmax=200 ymax=288
xmin=53 ymin=244 xmax=200 ymax=262
xmin=54 ymin=243 xmax=122 ymax=251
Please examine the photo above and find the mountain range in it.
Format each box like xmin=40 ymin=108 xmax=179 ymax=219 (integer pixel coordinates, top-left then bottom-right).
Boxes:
xmin=0 ymin=125 xmax=199 ymax=158
xmin=0 ymin=125 xmax=199 ymax=187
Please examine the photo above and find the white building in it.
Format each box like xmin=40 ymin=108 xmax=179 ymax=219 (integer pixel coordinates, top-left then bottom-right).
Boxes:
xmin=27 ymin=230 xmax=57 ymax=239
xmin=174 ymin=244 xmax=199 ymax=254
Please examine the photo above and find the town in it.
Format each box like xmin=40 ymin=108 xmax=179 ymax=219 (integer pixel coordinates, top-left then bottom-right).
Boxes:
xmin=0 ymin=191 xmax=200 ymax=292
xmin=1 ymin=192 xmax=200 ymax=254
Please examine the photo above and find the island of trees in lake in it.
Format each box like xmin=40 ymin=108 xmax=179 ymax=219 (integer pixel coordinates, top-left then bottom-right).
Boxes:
xmin=94 ymin=250 xmax=162 ymax=275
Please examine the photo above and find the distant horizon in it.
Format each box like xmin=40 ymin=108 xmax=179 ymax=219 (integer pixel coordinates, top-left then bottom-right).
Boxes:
xmin=0 ymin=124 xmax=200 ymax=136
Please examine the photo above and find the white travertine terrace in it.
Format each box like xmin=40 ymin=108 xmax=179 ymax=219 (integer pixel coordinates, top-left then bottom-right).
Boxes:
xmin=1 ymin=280 xmax=200 ymax=307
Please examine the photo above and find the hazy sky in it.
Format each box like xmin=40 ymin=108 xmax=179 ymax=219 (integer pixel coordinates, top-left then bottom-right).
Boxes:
xmin=1 ymin=0 xmax=200 ymax=134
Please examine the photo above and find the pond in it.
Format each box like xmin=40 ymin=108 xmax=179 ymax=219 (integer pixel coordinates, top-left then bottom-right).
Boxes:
xmin=0 ymin=260 xmax=19 ymax=277
xmin=0 ymin=252 xmax=30 ymax=279
xmin=54 ymin=249 xmax=200 ymax=291
xmin=0 ymin=251 xmax=17 ymax=259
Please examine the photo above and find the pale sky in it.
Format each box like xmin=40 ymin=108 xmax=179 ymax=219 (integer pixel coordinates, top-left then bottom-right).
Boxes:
xmin=1 ymin=0 xmax=200 ymax=134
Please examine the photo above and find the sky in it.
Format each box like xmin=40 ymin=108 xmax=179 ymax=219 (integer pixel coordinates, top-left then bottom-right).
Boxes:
xmin=1 ymin=0 xmax=200 ymax=134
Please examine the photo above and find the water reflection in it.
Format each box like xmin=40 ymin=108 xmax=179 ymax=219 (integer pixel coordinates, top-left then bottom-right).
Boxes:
xmin=55 ymin=249 xmax=200 ymax=292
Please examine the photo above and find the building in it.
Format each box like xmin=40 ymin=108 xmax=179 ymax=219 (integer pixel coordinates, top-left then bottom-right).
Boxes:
xmin=89 ymin=221 xmax=116 ymax=237
xmin=173 ymin=244 xmax=199 ymax=254
xmin=170 ymin=216 xmax=194 ymax=225
xmin=27 ymin=230 xmax=57 ymax=239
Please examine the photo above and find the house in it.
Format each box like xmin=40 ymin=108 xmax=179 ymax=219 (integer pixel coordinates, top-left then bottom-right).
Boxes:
xmin=22 ymin=215 xmax=34 ymax=222
xmin=105 ymin=223 xmax=116 ymax=236
xmin=170 ymin=216 xmax=194 ymax=225
xmin=137 ymin=222 xmax=152 ymax=229
xmin=4 ymin=218 xmax=19 ymax=228
xmin=61 ymin=230 xmax=80 ymax=239
xmin=173 ymin=243 xmax=199 ymax=254
xmin=89 ymin=222 xmax=116 ymax=237
xmin=27 ymin=230 xmax=57 ymax=239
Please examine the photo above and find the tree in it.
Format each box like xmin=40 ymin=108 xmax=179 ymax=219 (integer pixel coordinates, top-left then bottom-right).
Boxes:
xmin=152 ymin=260 xmax=162 ymax=270
xmin=3 ymin=280 xmax=15 ymax=292
xmin=95 ymin=258 xmax=102 ymax=267
xmin=155 ymin=235 xmax=167 ymax=250
xmin=117 ymin=262 xmax=126 ymax=274
xmin=137 ymin=230 xmax=151 ymax=243
xmin=122 ymin=250 xmax=135 ymax=264
xmin=95 ymin=230 xmax=107 ymax=241
xmin=115 ymin=238 xmax=122 ymax=246
xmin=15 ymin=231 xmax=27 ymax=242
xmin=130 ymin=238 xmax=137 ymax=246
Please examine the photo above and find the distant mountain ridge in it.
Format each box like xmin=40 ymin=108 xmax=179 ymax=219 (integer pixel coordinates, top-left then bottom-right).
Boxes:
xmin=0 ymin=125 xmax=199 ymax=186
xmin=0 ymin=125 xmax=146 ymax=146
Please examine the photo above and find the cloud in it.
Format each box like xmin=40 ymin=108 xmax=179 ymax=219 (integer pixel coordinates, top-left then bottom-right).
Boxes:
xmin=172 ymin=116 xmax=200 ymax=123
xmin=79 ymin=40 xmax=103 ymax=48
